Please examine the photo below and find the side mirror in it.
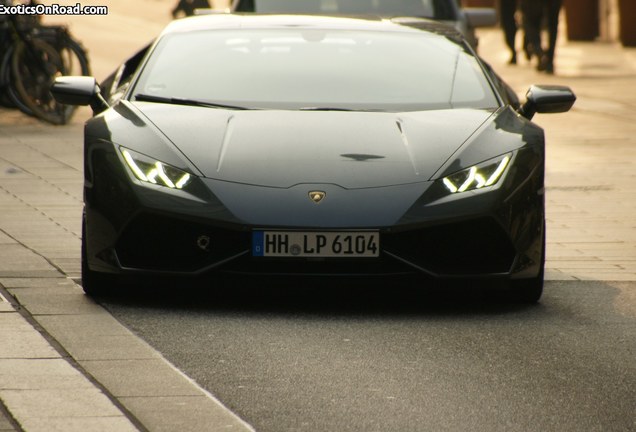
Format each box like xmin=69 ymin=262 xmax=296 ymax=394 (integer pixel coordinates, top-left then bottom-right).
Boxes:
xmin=51 ymin=76 xmax=109 ymax=115
xmin=464 ymin=8 xmax=498 ymax=28
xmin=520 ymin=85 xmax=576 ymax=120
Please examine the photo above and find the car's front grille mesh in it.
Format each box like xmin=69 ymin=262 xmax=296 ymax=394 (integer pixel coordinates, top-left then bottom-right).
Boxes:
xmin=383 ymin=217 xmax=516 ymax=275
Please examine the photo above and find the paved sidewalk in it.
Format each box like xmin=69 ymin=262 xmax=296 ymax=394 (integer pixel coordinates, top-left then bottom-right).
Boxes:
xmin=0 ymin=19 xmax=636 ymax=432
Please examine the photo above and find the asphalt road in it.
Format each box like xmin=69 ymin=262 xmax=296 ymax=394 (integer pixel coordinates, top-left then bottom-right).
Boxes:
xmin=97 ymin=279 xmax=636 ymax=432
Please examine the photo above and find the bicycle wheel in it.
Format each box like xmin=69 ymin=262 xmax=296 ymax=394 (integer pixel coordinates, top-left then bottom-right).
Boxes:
xmin=56 ymin=37 xmax=91 ymax=77
xmin=34 ymin=26 xmax=91 ymax=77
xmin=10 ymin=38 xmax=71 ymax=125
xmin=0 ymin=47 xmax=16 ymax=108
xmin=3 ymin=45 xmax=39 ymax=115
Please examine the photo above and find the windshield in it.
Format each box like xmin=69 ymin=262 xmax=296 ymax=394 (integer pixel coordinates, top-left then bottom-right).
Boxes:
xmin=234 ymin=0 xmax=457 ymax=20
xmin=132 ymin=28 xmax=498 ymax=112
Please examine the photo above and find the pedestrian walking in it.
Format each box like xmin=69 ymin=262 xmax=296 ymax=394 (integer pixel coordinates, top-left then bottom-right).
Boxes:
xmin=520 ymin=0 xmax=563 ymax=73
xmin=499 ymin=0 xmax=519 ymax=64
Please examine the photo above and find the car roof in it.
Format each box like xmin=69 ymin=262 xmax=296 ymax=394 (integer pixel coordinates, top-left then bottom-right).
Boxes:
xmin=161 ymin=13 xmax=464 ymax=42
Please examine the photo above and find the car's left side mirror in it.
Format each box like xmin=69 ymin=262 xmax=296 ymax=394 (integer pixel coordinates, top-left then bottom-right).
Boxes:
xmin=51 ymin=76 xmax=110 ymax=115
xmin=520 ymin=85 xmax=576 ymax=120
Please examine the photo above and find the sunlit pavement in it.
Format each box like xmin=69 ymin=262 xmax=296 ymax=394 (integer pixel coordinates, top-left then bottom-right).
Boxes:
xmin=1 ymin=2 xmax=636 ymax=430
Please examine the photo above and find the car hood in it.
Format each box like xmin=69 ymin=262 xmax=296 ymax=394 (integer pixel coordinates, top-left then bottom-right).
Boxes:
xmin=135 ymin=104 xmax=494 ymax=189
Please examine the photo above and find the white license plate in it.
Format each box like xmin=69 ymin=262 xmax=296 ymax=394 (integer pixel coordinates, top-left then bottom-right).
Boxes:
xmin=252 ymin=231 xmax=379 ymax=257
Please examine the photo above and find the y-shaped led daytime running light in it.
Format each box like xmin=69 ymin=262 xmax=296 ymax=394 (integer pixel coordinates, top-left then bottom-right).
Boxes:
xmin=121 ymin=149 xmax=191 ymax=190
xmin=443 ymin=155 xmax=510 ymax=194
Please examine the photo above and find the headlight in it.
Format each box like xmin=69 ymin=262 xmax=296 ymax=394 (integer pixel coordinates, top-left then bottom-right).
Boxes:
xmin=442 ymin=154 xmax=511 ymax=194
xmin=120 ymin=147 xmax=192 ymax=190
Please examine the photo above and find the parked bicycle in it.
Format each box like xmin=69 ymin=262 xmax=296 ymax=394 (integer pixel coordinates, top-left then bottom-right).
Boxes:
xmin=0 ymin=0 xmax=90 ymax=125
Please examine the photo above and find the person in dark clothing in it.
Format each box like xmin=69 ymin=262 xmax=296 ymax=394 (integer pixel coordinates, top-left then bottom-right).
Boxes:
xmin=499 ymin=0 xmax=519 ymax=64
xmin=171 ymin=0 xmax=211 ymax=18
xmin=521 ymin=0 xmax=562 ymax=74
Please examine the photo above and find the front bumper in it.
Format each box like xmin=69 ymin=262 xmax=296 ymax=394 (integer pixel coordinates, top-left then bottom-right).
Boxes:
xmin=84 ymin=145 xmax=544 ymax=281
xmin=105 ymin=212 xmax=517 ymax=278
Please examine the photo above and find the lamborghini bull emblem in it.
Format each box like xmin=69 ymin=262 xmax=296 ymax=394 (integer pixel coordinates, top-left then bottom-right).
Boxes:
xmin=309 ymin=191 xmax=326 ymax=204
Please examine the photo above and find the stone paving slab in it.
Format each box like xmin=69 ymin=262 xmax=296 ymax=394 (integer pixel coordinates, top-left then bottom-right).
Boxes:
xmin=83 ymin=359 xmax=206 ymax=397
xmin=0 ymin=313 xmax=59 ymax=359
xmin=0 ymin=246 xmax=55 ymax=275
xmin=0 ymin=302 xmax=13 ymax=314
xmin=0 ymin=359 xmax=96 ymax=391
xmin=0 ymin=233 xmax=14 ymax=245
xmin=0 ymin=277 xmax=74 ymax=289
xmin=120 ymin=395 xmax=254 ymax=432
xmin=1 ymin=389 xmax=124 ymax=419
xmin=17 ymin=416 xmax=138 ymax=432
xmin=9 ymin=285 xmax=105 ymax=315
xmin=0 ymin=389 xmax=138 ymax=432
xmin=35 ymin=316 xmax=164 ymax=361
xmin=0 ymin=291 xmax=139 ymax=432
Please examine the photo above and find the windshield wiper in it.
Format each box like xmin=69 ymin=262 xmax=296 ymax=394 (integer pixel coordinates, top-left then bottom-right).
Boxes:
xmin=134 ymin=94 xmax=251 ymax=110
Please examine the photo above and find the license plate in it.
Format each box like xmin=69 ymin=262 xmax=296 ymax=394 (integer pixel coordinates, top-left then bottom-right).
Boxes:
xmin=252 ymin=231 xmax=379 ymax=257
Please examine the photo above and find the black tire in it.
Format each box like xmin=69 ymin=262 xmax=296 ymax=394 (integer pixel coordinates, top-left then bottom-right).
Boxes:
xmin=10 ymin=38 xmax=70 ymax=125
xmin=81 ymin=220 xmax=116 ymax=296
xmin=509 ymin=223 xmax=546 ymax=304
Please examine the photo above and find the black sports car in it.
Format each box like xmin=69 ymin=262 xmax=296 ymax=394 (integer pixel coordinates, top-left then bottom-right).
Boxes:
xmin=52 ymin=14 xmax=575 ymax=302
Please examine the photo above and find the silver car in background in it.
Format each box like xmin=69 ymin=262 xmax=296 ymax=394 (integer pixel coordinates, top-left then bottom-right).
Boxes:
xmin=227 ymin=0 xmax=497 ymax=49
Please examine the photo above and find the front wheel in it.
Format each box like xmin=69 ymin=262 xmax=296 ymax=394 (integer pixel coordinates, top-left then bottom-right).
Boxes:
xmin=81 ymin=221 xmax=116 ymax=296
xmin=509 ymin=223 xmax=545 ymax=304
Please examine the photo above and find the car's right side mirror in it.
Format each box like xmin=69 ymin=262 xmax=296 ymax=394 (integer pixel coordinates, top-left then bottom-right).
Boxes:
xmin=520 ymin=85 xmax=576 ymax=120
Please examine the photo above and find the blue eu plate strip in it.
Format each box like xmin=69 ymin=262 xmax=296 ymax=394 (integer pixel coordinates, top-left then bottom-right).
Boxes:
xmin=252 ymin=231 xmax=264 ymax=256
